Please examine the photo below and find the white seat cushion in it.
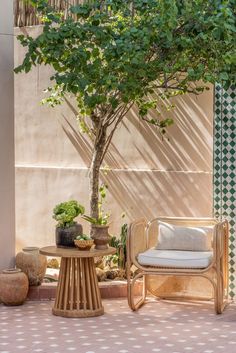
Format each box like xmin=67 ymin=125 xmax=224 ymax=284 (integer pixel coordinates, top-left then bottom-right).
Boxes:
xmin=137 ymin=249 xmax=213 ymax=268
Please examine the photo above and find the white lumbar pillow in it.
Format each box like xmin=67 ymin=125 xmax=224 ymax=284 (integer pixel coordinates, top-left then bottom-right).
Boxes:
xmin=156 ymin=221 xmax=213 ymax=251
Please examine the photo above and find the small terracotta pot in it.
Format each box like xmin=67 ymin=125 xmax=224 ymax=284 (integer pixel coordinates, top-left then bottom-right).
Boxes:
xmin=91 ymin=225 xmax=110 ymax=250
xmin=16 ymin=247 xmax=47 ymax=286
xmin=0 ymin=269 xmax=29 ymax=306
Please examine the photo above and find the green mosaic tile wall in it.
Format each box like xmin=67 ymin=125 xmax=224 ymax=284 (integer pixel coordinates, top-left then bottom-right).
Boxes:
xmin=214 ymin=84 xmax=236 ymax=298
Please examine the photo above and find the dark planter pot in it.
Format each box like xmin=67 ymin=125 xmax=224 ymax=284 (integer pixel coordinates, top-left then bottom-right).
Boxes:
xmin=91 ymin=225 xmax=110 ymax=250
xmin=56 ymin=223 xmax=83 ymax=248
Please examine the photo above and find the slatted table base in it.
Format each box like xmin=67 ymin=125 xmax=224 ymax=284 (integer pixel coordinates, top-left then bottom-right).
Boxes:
xmin=52 ymin=257 xmax=104 ymax=318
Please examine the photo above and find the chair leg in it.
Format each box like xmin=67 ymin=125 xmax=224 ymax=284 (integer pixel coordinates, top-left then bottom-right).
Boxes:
xmin=214 ymin=275 xmax=222 ymax=314
xmin=128 ymin=271 xmax=146 ymax=311
xmin=127 ymin=262 xmax=133 ymax=310
xmin=214 ymin=262 xmax=227 ymax=314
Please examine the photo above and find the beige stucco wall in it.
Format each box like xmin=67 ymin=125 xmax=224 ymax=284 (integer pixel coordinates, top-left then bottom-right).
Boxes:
xmin=14 ymin=26 xmax=214 ymax=251
xmin=0 ymin=1 xmax=15 ymax=269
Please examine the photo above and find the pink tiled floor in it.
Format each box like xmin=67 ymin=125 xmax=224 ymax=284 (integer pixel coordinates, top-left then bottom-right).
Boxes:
xmin=0 ymin=298 xmax=236 ymax=353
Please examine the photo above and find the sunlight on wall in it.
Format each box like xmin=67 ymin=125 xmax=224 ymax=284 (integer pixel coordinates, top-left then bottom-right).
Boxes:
xmin=14 ymin=26 xmax=213 ymax=251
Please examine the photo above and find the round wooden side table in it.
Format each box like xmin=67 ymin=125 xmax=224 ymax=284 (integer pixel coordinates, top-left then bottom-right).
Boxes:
xmin=39 ymin=246 xmax=116 ymax=318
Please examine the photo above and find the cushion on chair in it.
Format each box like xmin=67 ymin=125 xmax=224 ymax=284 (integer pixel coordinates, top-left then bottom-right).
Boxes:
xmin=156 ymin=221 xmax=213 ymax=251
xmin=137 ymin=249 xmax=213 ymax=268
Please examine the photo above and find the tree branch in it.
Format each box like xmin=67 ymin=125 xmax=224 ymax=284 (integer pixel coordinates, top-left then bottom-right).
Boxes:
xmin=100 ymin=102 xmax=134 ymax=164
xmin=103 ymin=104 xmax=125 ymax=128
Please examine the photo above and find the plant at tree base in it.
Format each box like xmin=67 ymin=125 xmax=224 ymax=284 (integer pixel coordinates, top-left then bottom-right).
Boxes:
xmin=120 ymin=223 xmax=128 ymax=267
xmin=109 ymin=221 xmax=128 ymax=270
xmin=82 ymin=183 xmax=110 ymax=225
xmin=15 ymin=0 xmax=236 ymax=220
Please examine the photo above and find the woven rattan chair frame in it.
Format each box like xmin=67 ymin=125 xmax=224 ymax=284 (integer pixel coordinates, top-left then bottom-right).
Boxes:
xmin=127 ymin=217 xmax=229 ymax=314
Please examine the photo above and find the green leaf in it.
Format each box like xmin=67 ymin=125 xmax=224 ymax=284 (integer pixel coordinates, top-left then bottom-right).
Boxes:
xmin=15 ymin=0 xmax=236 ymax=218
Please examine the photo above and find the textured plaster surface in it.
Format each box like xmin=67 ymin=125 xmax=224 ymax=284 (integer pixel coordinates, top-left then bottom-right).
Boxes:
xmin=14 ymin=26 xmax=214 ymax=250
xmin=0 ymin=0 xmax=15 ymax=269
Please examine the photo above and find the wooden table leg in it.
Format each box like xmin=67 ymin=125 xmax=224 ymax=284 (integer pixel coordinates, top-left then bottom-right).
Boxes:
xmin=52 ymin=257 xmax=104 ymax=318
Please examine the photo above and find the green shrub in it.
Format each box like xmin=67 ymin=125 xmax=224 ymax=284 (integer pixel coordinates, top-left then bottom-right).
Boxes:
xmin=53 ymin=200 xmax=85 ymax=228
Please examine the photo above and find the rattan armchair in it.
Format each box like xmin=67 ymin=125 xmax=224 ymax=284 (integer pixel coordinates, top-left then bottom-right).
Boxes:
xmin=127 ymin=217 xmax=229 ymax=314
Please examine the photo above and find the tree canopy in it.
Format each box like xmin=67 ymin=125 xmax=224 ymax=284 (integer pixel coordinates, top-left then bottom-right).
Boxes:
xmin=16 ymin=0 xmax=236 ymax=126
xmin=15 ymin=0 xmax=236 ymax=218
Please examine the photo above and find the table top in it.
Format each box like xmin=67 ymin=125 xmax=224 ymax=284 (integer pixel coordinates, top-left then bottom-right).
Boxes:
xmin=39 ymin=246 xmax=116 ymax=258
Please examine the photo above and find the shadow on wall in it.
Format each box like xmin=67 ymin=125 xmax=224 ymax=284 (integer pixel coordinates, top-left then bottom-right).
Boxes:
xmin=61 ymin=114 xmax=93 ymax=167
xmin=101 ymin=169 xmax=212 ymax=221
xmin=124 ymin=93 xmax=212 ymax=172
xmin=60 ymin=89 xmax=213 ymax=222
xmin=14 ymin=25 xmax=213 ymax=249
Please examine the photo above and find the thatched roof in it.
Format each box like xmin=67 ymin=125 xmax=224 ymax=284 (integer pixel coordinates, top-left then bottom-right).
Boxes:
xmin=14 ymin=0 xmax=84 ymax=27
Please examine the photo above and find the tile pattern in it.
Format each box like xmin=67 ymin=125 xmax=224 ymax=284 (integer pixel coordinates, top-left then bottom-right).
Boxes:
xmin=214 ymin=84 xmax=236 ymax=298
xmin=0 ymin=299 xmax=236 ymax=353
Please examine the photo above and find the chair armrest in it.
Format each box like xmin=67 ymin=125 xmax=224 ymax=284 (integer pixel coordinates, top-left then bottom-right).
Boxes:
xmin=127 ymin=218 xmax=147 ymax=266
xmin=213 ymin=220 xmax=229 ymax=258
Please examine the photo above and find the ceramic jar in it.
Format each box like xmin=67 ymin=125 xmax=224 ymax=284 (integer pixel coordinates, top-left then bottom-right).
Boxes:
xmin=16 ymin=247 xmax=47 ymax=286
xmin=0 ymin=269 xmax=29 ymax=305
xmin=91 ymin=225 xmax=110 ymax=250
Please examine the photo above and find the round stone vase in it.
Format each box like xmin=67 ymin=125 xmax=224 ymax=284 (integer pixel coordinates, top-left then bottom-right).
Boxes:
xmin=91 ymin=225 xmax=110 ymax=250
xmin=16 ymin=247 xmax=47 ymax=286
xmin=0 ymin=269 xmax=29 ymax=305
xmin=56 ymin=223 xmax=83 ymax=248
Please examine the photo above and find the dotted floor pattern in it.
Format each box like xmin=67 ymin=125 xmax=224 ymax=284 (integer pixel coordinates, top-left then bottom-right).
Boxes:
xmin=1 ymin=299 xmax=236 ymax=353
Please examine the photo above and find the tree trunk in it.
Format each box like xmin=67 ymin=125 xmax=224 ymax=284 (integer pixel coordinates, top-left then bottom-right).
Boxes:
xmin=90 ymin=131 xmax=106 ymax=220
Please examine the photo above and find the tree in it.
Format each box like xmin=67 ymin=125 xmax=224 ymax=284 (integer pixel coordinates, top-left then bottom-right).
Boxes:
xmin=15 ymin=0 xmax=236 ymax=220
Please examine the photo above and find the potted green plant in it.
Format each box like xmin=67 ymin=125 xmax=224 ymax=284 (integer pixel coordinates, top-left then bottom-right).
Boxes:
xmin=82 ymin=185 xmax=110 ymax=250
xmin=53 ymin=200 xmax=85 ymax=248
xmin=82 ymin=215 xmax=110 ymax=250
xmin=74 ymin=234 xmax=94 ymax=251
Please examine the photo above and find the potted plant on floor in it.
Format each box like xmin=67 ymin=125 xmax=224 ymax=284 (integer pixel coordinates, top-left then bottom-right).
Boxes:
xmin=53 ymin=200 xmax=85 ymax=248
